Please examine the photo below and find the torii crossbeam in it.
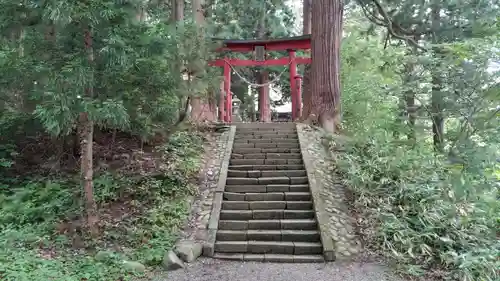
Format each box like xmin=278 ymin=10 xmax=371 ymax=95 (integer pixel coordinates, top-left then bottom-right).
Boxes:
xmin=209 ymin=35 xmax=311 ymax=122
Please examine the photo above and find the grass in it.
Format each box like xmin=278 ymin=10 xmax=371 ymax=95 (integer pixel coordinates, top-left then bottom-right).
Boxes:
xmin=0 ymin=131 xmax=204 ymax=281
xmin=327 ymin=133 xmax=500 ymax=281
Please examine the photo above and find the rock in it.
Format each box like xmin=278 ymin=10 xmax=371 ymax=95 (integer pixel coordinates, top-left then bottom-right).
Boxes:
xmin=174 ymin=240 xmax=203 ymax=263
xmin=95 ymin=250 xmax=113 ymax=262
xmin=123 ymin=261 xmax=146 ymax=272
xmin=163 ymin=250 xmax=185 ymax=270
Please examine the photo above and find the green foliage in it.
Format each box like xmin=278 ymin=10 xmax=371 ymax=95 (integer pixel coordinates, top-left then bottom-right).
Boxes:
xmin=333 ymin=19 xmax=500 ymax=281
xmin=0 ymin=130 xmax=204 ymax=281
xmin=0 ymin=0 xmax=219 ymax=142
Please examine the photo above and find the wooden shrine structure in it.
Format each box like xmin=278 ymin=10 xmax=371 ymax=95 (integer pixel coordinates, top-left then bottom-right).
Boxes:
xmin=208 ymin=35 xmax=311 ymax=122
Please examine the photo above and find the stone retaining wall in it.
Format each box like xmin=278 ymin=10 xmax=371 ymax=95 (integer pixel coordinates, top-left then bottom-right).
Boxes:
xmin=296 ymin=124 xmax=361 ymax=260
xmin=204 ymin=126 xmax=236 ymax=256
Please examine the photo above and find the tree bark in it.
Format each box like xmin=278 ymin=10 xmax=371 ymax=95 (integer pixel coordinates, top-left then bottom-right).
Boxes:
xmin=190 ymin=0 xmax=217 ymax=123
xmin=405 ymin=83 xmax=416 ymax=142
xmin=431 ymin=2 xmax=444 ymax=151
xmin=300 ymin=0 xmax=312 ymax=121
xmin=171 ymin=0 xmax=186 ymax=120
xmin=303 ymin=0 xmax=312 ymax=34
xmin=171 ymin=0 xmax=184 ymax=22
xmin=82 ymin=28 xmax=98 ymax=235
xmin=394 ymin=55 xmax=417 ymax=141
xmin=310 ymin=0 xmax=343 ymax=133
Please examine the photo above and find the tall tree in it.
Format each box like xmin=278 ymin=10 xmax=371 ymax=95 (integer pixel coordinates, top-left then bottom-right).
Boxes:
xmin=430 ymin=1 xmax=444 ymax=151
xmin=171 ymin=0 xmax=184 ymax=22
xmin=190 ymin=0 xmax=217 ymax=122
xmin=81 ymin=27 xmax=98 ymax=235
xmin=310 ymin=0 xmax=344 ymax=133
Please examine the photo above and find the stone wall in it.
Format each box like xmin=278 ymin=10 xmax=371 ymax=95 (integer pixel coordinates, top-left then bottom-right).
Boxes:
xmin=297 ymin=124 xmax=361 ymax=260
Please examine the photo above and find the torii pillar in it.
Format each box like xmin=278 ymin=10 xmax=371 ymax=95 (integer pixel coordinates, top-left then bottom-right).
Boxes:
xmin=223 ymin=61 xmax=232 ymax=122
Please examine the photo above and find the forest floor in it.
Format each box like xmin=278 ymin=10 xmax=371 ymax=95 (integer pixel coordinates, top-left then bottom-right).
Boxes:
xmin=153 ymin=258 xmax=405 ymax=281
xmin=0 ymin=126 xmax=208 ymax=281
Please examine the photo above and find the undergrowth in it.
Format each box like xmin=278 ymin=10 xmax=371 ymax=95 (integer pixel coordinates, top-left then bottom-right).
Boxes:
xmin=333 ymin=34 xmax=500 ymax=281
xmin=0 ymin=131 xmax=204 ymax=281
xmin=327 ymin=135 xmax=499 ymax=281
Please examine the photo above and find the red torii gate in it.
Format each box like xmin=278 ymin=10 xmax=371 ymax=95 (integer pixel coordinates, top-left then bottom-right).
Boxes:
xmin=208 ymin=35 xmax=311 ymax=123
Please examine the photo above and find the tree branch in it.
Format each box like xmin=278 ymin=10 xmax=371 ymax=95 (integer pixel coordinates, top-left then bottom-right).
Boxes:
xmin=369 ymin=0 xmax=428 ymax=51
xmin=357 ymin=0 xmax=428 ymax=51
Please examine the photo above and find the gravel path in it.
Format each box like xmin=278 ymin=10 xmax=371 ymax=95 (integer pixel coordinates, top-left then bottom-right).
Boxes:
xmin=152 ymin=258 xmax=405 ymax=281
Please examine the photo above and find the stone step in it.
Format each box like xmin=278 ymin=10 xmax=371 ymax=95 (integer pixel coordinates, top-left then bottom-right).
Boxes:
xmin=227 ymin=170 xmax=307 ymax=178
xmin=221 ymin=201 xmax=313 ymax=210
xmin=224 ymin=184 xmax=310 ymax=193
xmin=236 ymin=123 xmax=296 ymax=129
xmin=218 ymin=219 xmax=317 ymax=230
xmin=223 ymin=192 xmax=311 ymax=201
xmin=234 ymin=122 xmax=297 ymax=131
xmin=232 ymin=143 xmax=300 ymax=149
xmin=235 ymin=132 xmax=297 ymax=136
xmin=229 ymin=159 xmax=303 ymax=166
xmin=234 ymin=139 xmax=299 ymax=144
xmin=229 ymin=164 xmax=305 ymax=171
xmin=234 ymin=137 xmax=299 ymax=142
xmin=220 ymin=209 xmax=315 ymax=220
xmin=231 ymin=153 xmax=302 ymax=160
xmin=213 ymin=253 xmax=324 ymax=263
xmin=236 ymin=124 xmax=296 ymax=130
xmin=226 ymin=177 xmax=308 ymax=185
xmin=232 ymin=148 xmax=301 ymax=154
xmin=216 ymin=230 xmax=320 ymax=242
xmin=236 ymin=130 xmax=297 ymax=134
xmin=219 ymin=209 xmax=306 ymax=220
xmin=234 ymin=132 xmax=297 ymax=137
xmin=214 ymin=241 xmax=322 ymax=254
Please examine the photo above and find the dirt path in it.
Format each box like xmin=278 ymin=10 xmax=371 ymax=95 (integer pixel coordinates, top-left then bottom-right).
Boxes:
xmin=152 ymin=258 xmax=405 ymax=281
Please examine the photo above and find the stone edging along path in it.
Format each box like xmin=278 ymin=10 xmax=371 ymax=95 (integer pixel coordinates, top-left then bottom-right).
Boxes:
xmin=296 ymin=123 xmax=361 ymax=260
xmin=296 ymin=124 xmax=335 ymax=261
xmin=203 ymin=125 xmax=236 ymax=256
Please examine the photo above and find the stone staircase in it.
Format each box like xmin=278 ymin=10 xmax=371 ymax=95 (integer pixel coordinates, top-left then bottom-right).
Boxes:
xmin=213 ymin=123 xmax=324 ymax=263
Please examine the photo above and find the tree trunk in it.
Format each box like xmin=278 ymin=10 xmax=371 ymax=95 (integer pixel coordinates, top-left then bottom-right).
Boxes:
xmin=405 ymin=36 xmax=420 ymax=142
xmin=406 ymin=84 xmax=416 ymax=142
xmin=431 ymin=2 xmax=444 ymax=151
xmin=171 ymin=0 xmax=185 ymax=119
xmin=190 ymin=0 xmax=217 ymax=123
xmin=300 ymin=0 xmax=312 ymax=121
xmin=171 ymin=0 xmax=184 ymax=22
xmin=310 ymin=0 xmax=343 ymax=133
xmin=82 ymin=28 xmax=98 ymax=235
xmin=394 ymin=56 xmax=417 ymax=141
